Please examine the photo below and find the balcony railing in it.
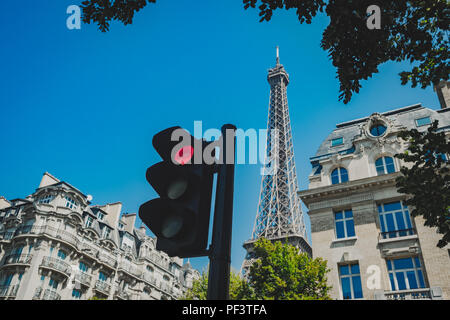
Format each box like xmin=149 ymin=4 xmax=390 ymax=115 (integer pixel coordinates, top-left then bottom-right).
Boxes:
xmin=40 ymin=256 xmax=72 ymax=277
xmin=75 ymin=271 xmax=92 ymax=287
xmin=142 ymin=273 xmax=157 ymax=286
xmin=16 ymin=225 xmax=80 ymax=248
xmin=33 ymin=287 xmax=62 ymax=300
xmin=98 ymin=252 xmax=117 ymax=268
xmin=149 ymin=253 xmax=169 ymax=270
xmin=385 ymin=288 xmax=432 ymax=300
xmin=119 ymin=261 xmax=142 ymax=278
xmin=0 ymin=285 xmax=19 ymax=298
xmin=379 ymin=228 xmax=416 ymax=241
xmin=1 ymin=254 xmax=33 ymax=266
xmin=115 ymin=289 xmax=129 ymax=300
xmin=95 ymin=280 xmax=111 ymax=294
xmin=42 ymin=289 xmax=61 ymax=300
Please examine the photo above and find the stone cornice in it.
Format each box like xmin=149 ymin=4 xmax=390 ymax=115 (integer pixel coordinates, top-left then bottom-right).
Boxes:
xmin=298 ymin=172 xmax=401 ymax=207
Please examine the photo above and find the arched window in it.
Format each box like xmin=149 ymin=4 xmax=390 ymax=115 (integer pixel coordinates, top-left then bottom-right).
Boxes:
xmin=331 ymin=167 xmax=349 ymax=185
xmin=375 ymin=156 xmax=395 ymax=175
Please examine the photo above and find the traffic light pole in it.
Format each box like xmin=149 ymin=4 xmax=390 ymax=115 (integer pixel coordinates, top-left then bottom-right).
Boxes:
xmin=207 ymin=124 xmax=236 ymax=300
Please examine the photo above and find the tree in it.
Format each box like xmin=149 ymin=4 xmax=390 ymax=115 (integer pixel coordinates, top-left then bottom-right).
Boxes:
xmin=180 ymin=269 xmax=252 ymax=300
xmin=247 ymin=238 xmax=331 ymax=300
xmin=79 ymin=0 xmax=449 ymax=104
xmin=181 ymin=238 xmax=331 ymax=300
xmin=395 ymin=120 xmax=450 ymax=248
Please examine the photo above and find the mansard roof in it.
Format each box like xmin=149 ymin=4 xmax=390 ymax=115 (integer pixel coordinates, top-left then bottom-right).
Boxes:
xmin=312 ymin=103 xmax=450 ymax=162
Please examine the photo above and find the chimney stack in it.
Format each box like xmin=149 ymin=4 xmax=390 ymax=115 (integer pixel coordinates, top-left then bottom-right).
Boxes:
xmin=434 ymin=80 xmax=450 ymax=109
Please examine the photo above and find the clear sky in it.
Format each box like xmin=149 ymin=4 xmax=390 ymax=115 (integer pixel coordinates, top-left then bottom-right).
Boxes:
xmin=0 ymin=1 xmax=441 ymax=273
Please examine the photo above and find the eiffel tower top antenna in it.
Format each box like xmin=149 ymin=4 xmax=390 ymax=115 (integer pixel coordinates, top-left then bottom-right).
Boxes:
xmin=276 ymin=46 xmax=280 ymax=65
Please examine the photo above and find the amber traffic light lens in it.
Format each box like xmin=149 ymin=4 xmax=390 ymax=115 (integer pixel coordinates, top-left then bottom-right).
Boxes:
xmin=167 ymin=178 xmax=188 ymax=200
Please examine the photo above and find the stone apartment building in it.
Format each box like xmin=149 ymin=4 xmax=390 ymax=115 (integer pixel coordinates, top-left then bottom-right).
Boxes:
xmin=299 ymin=81 xmax=450 ymax=300
xmin=0 ymin=172 xmax=199 ymax=300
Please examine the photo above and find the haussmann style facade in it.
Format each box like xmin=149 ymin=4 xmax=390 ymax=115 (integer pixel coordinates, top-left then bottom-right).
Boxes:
xmin=299 ymin=81 xmax=450 ymax=300
xmin=0 ymin=172 xmax=199 ymax=300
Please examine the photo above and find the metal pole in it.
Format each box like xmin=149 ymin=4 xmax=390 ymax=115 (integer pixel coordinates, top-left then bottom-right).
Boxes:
xmin=207 ymin=124 xmax=236 ymax=300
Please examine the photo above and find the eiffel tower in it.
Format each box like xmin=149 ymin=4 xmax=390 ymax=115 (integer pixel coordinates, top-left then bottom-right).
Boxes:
xmin=241 ymin=47 xmax=311 ymax=276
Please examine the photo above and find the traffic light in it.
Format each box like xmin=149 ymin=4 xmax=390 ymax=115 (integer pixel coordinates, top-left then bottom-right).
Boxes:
xmin=139 ymin=126 xmax=215 ymax=257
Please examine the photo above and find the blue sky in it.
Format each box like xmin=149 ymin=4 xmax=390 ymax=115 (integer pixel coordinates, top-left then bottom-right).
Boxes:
xmin=0 ymin=1 xmax=441 ymax=273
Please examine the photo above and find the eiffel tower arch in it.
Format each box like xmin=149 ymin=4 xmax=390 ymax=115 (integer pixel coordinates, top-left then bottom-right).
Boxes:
xmin=241 ymin=48 xmax=312 ymax=276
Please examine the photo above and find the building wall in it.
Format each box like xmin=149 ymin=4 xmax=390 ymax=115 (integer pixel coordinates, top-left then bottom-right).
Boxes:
xmin=300 ymin=102 xmax=450 ymax=300
xmin=0 ymin=173 xmax=199 ymax=300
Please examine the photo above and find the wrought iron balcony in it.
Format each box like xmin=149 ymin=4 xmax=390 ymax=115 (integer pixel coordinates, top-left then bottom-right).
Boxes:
xmin=119 ymin=261 xmax=142 ymax=278
xmin=40 ymin=256 xmax=72 ymax=277
xmin=384 ymin=288 xmax=432 ymax=300
xmin=75 ymin=271 xmax=92 ymax=287
xmin=0 ymin=285 xmax=19 ymax=298
xmin=142 ymin=273 xmax=157 ymax=286
xmin=1 ymin=254 xmax=33 ymax=266
xmin=378 ymin=228 xmax=416 ymax=241
xmin=98 ymin=252 xmax=117 ymax=268
xmin=32 ymin=287 xmax=61 ymax=300
xmin=16 ymin=225 xmax=80 ymax=248
xmin=42 ymin=289 xmax=61 ymax=300
xmin=115 ymin=288 xmax=129 ymax=300
xmin=95 ymin=280 xmax=111 ymax=295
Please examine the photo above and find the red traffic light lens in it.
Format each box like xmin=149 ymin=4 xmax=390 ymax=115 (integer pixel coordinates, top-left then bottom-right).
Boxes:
xmin=174 ymin=145 xmax=194 ymax=165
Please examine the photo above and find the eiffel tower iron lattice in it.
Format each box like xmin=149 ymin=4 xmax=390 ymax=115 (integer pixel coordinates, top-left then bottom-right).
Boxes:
xmin=241 ymin=48 xmax=312 ymax=276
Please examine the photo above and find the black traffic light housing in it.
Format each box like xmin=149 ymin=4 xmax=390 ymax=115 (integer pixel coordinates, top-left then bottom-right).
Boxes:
xmin=139 ymin=126 xmax=215 ymax=257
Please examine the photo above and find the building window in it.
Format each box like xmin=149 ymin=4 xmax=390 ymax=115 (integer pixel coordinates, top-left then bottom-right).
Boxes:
xmin=415 ymin=116 xmax=431 ymax=127
xmin=1 ymin=273 xmax=14 ymax=287
xmin=331 ymin=137 xmax=343 ymax=147
xmin=370 ymin=123 xmax=387 ymax=137
xmin=387 ymin=257 xmax=425 ymax=291
xmin=378 ymin=201 xmax=414 ymax=239
xmin=38 ymin=194 xmax=54 ymax=204
xmin=103 ymin=227 xmax=111 ymax=239
xmin=331 ymin=167 xmax=349 ymax=185
xmin=65 ymin=196 xmax=78 ymax=210
xmin=79 ymin=262 xmax=88 ymax=273
xmin=85 ymin=216 xmax=93 ymax=228
xmin=118 ymin=222 xmax=124 ymax=230
xmin=57 ymin=249 xmax=67 ymax=260
xmin=72 ymin=289 xmax=82 ymax=299
xmin=97 ymin=211 xmax=104 ymax=221
xmin=339 ymin=263 xmax=363 ymax=299
xmin=98 ymin=271 xmax=108 ymax=282
xmin=334 ymin=209 xmax=355 ymax=239
xmin=375 ymin=156 xmax=395 ymax=175
xmin=49 ymin=278 xmax=59 ymax=290
xmin=146 ymin=265 xmax=154 ymax=273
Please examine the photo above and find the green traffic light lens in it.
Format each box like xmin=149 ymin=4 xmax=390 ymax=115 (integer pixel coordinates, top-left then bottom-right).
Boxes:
xmin=161 ymin=214 xmax=183 ymax=239
xmin=167 ymin=178 xmax=188 ymax=200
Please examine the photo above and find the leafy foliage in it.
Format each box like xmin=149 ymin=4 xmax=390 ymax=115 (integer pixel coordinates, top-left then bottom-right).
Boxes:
xmin=80 ymin=0 xmax=155 ymax=32
xmin=180 ymin=270 xmax=252 ymax=300
xmin=395 ymin=120 xmax=450 ymax=248
xmin=247 ymin=238 xmax=331 ymax=300
xmin=181 ymin=238 xmax=331 ymax=300
xmin=244 ymin=0 xmax=449 ymax=103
